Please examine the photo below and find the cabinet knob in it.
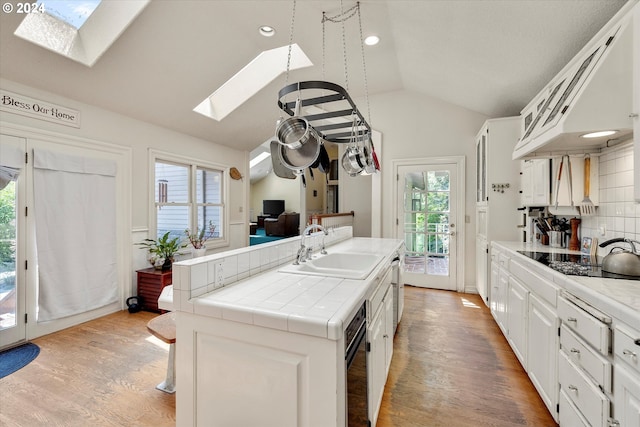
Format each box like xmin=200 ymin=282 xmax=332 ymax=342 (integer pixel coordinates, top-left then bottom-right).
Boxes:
xmin=623 ymin=349 xmax=637 ymax=358
xmin=568 ymin=385 xmax=578 ymax=392
xmin=566 ymin=317 xmax=577 ymax=323
xmin=570 ymin=348 xmax=580 ymax=354
xmin=383 ymin=334 xmax=389 ymax=339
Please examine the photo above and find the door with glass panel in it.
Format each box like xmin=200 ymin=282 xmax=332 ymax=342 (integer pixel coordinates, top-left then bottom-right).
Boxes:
xmin=0 ymin=134 xmax=27 ymax=349
xmin=397 ymin=163 xmax=458 ymax=290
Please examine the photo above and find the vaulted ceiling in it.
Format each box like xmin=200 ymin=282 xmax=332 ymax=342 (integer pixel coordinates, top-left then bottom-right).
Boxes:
xmin=0 ymin=0 xmax=628 ymax=153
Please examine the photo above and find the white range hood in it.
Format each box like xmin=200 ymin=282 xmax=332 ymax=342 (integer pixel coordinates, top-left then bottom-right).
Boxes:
xmin=513 ymin=4 xmax=635 ymax=160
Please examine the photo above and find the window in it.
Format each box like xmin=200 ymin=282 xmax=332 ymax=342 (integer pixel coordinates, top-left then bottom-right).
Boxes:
xmin=154 ymin=159 xmax=224 ymax=248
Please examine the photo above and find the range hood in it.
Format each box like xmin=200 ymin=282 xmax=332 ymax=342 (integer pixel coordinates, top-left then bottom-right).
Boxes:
xmin=512 ymin=5 xmax=635 ymax=160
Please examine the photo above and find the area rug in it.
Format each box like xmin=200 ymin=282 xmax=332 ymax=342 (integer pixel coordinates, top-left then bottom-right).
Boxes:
xmin=250 ymin=227 xmax=286 ymax=246
xmin=0 ymin=343 xmax=40 ymax=379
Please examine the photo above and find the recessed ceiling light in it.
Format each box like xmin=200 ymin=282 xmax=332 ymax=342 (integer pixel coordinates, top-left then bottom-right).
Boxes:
xmin=259 ymin=26 xmax=276 ymax=37
xmin=581 ymin=130 xmax=617 ymax=139
xmin=364 ymin=35 xmax=380 ymax=46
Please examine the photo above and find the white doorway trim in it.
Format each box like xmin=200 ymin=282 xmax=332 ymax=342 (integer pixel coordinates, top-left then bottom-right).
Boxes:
xmin=392 ymin=156 xmax=466 ymax=292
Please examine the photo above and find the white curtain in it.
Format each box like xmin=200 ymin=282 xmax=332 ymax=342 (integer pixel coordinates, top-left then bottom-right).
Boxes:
xmin=33 ymin=149 xmax=118 ymax=322
xmin=0 ymin=142 xmax=23 ymax=189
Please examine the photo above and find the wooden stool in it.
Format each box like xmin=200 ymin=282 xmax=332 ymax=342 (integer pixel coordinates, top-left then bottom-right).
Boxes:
xmin=146 ymin=311 xmax=176 ymax=394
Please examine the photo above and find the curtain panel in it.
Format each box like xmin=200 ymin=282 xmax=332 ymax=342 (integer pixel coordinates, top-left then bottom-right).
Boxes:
xmin=33 ymin=149 xmax=118 ymax=322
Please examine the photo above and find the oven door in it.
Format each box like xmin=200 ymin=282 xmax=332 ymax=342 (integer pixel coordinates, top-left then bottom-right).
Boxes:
xmin=346 ymin=321 xmax=368 ymax=426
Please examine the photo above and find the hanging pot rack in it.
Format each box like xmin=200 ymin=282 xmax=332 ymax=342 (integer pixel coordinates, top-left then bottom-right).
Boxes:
xmin=277 ymin=80 xmax=371 ymax=144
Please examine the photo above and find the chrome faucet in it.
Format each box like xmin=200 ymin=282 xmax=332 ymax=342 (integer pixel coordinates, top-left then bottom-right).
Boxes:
xmin=293 ymin=224 xmax=328 ymax=264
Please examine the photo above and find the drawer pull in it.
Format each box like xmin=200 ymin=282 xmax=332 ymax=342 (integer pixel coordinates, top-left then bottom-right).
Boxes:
xmin=568 ymin=385 xmax=578 ymax=392
xmin=635 ymin=339 xmax=640 ymax=346
xmin=623 ymin=349 xmax=637 ymax=358
xmin=566 ymin=317 xmax=577 ymax=323
xmin=569 ymin=348 xmax=580 ymax=354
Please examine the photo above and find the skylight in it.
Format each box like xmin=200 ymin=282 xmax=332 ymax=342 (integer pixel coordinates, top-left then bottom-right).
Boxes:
xmin=14 ymin=0 xmax=149 ymax=67
xmin=194 ymin=44 xmax=313 ymax=122
xmin=39 ymin=0 xmax=102 ymax=29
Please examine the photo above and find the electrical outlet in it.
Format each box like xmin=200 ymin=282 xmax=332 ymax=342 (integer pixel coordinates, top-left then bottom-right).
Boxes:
xmin=599 ymin=224 xmax=606 ymax=236
xmin=215 ymin=261 xmax=224 ymax=288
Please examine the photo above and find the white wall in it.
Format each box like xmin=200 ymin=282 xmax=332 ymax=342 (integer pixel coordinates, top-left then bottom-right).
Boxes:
xmin=250 ymin=171 xmax=301 ymax=220
xmin=0 ymin=77 xmax=249 ymax=288
xmin=580 ymin=140 xmax=639 ymax=251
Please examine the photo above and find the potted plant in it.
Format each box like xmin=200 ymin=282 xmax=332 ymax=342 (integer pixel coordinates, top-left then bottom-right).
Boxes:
xmin=137 ymin=231 xmax=186 ymax=270
xmin=185 ymin=221 xmax=216 ymax=257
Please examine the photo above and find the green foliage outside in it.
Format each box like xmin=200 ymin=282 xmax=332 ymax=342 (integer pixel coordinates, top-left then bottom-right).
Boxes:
xmin=406 ymin=171 xmax=450 ymax=255
xmin=0 ymin=182 xmax=16 ymax=290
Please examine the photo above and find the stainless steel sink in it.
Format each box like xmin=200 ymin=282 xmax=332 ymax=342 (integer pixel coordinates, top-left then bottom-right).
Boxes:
xmin=278 ymin=252 xmax=383 ymax=279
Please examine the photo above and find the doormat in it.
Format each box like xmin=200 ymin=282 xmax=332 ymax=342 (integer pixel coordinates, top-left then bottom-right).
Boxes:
xmin=0 ymin=343 xmax=40 ymax=379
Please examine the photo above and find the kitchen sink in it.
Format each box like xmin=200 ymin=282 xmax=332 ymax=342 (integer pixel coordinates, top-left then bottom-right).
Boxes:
xmin=278 ymin=252 xmax=384 ymax=280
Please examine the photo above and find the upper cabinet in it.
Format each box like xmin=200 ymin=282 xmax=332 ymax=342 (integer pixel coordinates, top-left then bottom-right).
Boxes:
xmin=513 ymin=2 xmax=637 ymax=160
xmin=520 ymin=159 xmax=550 ymax=207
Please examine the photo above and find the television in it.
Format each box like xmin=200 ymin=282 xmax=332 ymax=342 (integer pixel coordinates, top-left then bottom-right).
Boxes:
xmin=263 ymin=200 xmax=285 ymax=217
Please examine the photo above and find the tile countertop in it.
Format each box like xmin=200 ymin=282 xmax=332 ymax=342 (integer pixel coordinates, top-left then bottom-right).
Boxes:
xmin=191 ymin=238 xmax=404 ymax=341
xmin=494 ymin=241 xmax=640 ymax=329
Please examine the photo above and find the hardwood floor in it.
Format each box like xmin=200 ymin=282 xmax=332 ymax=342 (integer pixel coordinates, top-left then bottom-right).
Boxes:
xmin=0 ymin=287 xmax=557 ymax=427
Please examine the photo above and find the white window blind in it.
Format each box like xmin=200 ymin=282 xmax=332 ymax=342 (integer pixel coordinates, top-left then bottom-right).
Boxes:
xmin=33 ymin=148 xmax=118 ymax=322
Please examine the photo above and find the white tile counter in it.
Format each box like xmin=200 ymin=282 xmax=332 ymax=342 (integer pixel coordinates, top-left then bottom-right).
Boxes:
xmin=173 ymin=232 xmax=404 ymax=340
xmin=494 ymin=241 xmax=640 ymax=328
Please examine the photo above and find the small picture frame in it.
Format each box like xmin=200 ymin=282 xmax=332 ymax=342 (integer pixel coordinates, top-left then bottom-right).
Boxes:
xmin=581 ymin=237 xmax=593 ymax=255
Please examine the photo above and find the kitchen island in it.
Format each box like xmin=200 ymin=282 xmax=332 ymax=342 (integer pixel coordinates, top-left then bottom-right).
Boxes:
xmin=171 ymin=227 xmax=403 ymax=427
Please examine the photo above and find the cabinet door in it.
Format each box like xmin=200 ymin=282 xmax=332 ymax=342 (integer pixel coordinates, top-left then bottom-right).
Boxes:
xmin=368 ymin=306 xmax=386 ymax=425
xmin=520 ymin=160 xmax=533 ymax=206
xmin=384 ymin=292 xmax=394 ymax=375
xmin=614 ymin=364 xmax=640 ymax=427
xmin=491 ymin=265 xmax=508 ymax=333
xmin=476 ymin=238 xmax=489 ymax=306
xmin=528 ymin=294 xmax=559 ymax=420
xmin=507 ymin=276 xmax=528 ymax=368
xmin=531 ymin=159 xmax=550 ymax=205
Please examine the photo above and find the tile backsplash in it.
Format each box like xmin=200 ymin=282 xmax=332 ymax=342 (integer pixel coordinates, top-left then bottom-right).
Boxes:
xmin=579 ymin=142 xmax=638 ymax=255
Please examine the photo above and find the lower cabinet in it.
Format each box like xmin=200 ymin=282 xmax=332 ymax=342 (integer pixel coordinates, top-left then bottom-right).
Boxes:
xmin=528 ymin=293 xmax=559 ymax=414
xmin=368 ymin=269 xmax=393 ymax=427
xmin=613 ymin=323 xmax=640 ymax=427
xmin=507 ymin=276 xmax=528 ymax=367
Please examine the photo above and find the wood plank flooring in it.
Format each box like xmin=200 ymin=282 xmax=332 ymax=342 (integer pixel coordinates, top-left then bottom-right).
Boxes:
xmin=0 ymin=286 xmax=557 ymax=426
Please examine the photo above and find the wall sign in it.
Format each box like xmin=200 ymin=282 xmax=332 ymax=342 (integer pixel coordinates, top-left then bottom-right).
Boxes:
xmin=0 ymin=90 xmax=81 ymax=128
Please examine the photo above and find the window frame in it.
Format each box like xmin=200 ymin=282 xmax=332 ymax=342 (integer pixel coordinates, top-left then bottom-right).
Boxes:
xmin=149 ymin=150 xmax=229 ymax=251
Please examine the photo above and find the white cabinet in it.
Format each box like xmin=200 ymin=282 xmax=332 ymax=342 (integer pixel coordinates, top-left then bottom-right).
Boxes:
xmin=613 ymin=323 xmax=640 ymax=427
xmin=507 ymin=276 xmax=528 ymax=367
xmin=476 ymin=237 xmax=488 ymax=306
xmin=528 ymin=294 xmax=559 ymax=416
xmin=475 ymin=118 xmax=521 ymax=303
xmin=520 ymin=159 xmax=550 ymax=206
xmin=367 ymin=268 xmax=393 ymax=427
xmin=489 ymin=249 xmax=509 ymax=334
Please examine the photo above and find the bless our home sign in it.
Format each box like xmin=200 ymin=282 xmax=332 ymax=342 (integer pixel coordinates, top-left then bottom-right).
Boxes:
xmin=0 ymin=90 xmax=81 ymax=128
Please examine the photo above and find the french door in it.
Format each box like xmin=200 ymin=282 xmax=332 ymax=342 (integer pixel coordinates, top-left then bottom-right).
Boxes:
xmin=0 ymin=134 xmax=27 ymax=349
xmin=396 ymin=159 xmax=463 ymax=291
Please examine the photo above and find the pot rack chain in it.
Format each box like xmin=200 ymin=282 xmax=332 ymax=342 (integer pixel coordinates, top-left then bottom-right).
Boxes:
xmin=356 ymin=2 xmax=372 ymax=128
xmin=321 ymin=2 xmax=360 ymax=93
xmin=284 ymin=0 xmax=297 ymax=87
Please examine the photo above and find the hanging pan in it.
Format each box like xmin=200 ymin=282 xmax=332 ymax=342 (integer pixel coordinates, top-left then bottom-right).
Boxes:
xmin=274 ymin=97 xmax=322 ymax=171
xmin=270 ymin=141 xmax=296 ymax=179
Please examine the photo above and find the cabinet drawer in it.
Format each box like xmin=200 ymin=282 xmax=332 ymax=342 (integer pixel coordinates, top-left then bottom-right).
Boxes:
xmin=558 ymin=296 xmax=610 ymax=355
xmin=370 ymin=268 xmax=392 ymax=318
xmin=559 ymin=389 xmax=590 ymax=427
xmin=614 ymin=324 xmax=640 ymax=375
xmin=559 ymin=351 xmax=610 ymax=427
xmin=509 ymin=259 xmax=558 ymax=307
xmin=560 ymin=324 xmax=612 ymax=393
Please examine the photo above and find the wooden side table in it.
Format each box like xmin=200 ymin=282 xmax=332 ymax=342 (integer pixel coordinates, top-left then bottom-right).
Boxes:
xmin=136 ymin=267 xmax=172 ymax=312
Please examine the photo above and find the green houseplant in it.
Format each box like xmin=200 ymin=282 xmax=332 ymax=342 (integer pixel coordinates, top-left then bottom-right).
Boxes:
xmin=137 ymin=231 xmax=186 ymax=270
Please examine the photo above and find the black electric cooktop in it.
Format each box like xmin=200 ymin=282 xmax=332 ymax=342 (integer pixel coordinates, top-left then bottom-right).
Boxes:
xmin=517 ymin=250 xmax=640 ymax=281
